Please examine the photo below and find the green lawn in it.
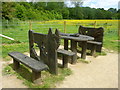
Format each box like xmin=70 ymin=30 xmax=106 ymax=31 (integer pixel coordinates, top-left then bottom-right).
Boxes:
xmin=2 ymin=20 xmax=119 ymax=59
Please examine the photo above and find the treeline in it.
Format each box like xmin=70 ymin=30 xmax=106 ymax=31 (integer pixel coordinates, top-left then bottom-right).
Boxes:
xmin=2 ymin=2 xmax=120 ymax=21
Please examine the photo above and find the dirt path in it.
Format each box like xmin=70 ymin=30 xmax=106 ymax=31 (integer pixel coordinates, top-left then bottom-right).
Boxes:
xmin=1 ymin=55 xmax=28 ymax=88
xmin=56 ymin=52 xmax=118 ymax=88
xmin=1 ymin=49 xmax=118 ymax=88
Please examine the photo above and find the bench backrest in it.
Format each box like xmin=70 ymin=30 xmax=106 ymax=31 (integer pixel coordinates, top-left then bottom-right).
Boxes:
xmin=28 ymin=28 xmax=60 ymax=74
xmin=78 ymin=25 xmax=104 ymax=52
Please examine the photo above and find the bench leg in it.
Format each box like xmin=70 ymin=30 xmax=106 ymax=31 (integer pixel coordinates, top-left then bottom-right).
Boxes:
xmin=64 ymin=39 xmax=68 ymax=50
xmin=71 ymin=40 xmax=77 ymax=64
xmin=81 ymin=41 xmax=87 ymax=59
xmin=63 ymin=55 xmax=70 ymax=68
xmin=13 ymin=59 xmax=20 ymax=70
xmin=32 ymin=70 xmax=41 ymax=84
xmin=91 ymin=44 xmax=96 ymax=56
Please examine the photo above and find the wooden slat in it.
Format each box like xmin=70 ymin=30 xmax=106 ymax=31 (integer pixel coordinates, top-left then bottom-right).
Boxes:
xmin=87 ymin=41 xmax=102 ymax=45
xmin=61 ymin=36 xmax=88 ymax=41
xmin=57 ymin=49 xmax=75 ymax=56
xmin=47 ymin=29 xmax=58 ymax=75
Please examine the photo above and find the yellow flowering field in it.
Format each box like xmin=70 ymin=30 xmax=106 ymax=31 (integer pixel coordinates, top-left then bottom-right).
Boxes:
xmin=37 ymin=19 xmax=119 ymax=51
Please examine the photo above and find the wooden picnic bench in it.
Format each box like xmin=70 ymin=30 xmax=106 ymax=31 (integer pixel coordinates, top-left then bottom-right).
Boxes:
xmin=8 ymin=52 xmax=48 ymax=84
xmin=8 ymin=28 xmax=76 ymax=84
xmin=8 ymin=29 xmax=60 ymax=84
xmin=29 ymin=28 xmax=75 ymax=72
xmin=57 ymin=49 xmax=75 ymax=68
xmin=59 ymin=32 xmax=94 ymax=63
xmin=78 ymin=25 xmax=104 ymax=55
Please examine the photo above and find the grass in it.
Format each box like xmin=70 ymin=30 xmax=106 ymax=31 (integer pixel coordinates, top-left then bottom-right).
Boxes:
xmin=95 ymin=51 xmax=107 ymax=56
xmin=2 ymin=20 xmax=119 ymax=60
xmin=78 ymin=58 xmax=91 ymax=64
xmin=2 ymin=20 xmax=118 ymax=88
xmin=2 ymin=42 xmax=29 ymax=60
xmin=2 ymin=64 xmax=72 ymax=88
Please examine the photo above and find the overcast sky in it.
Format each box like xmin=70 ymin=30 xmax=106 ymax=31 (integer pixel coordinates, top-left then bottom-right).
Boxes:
xmin=82 ymin=0 xmax=119 ymax=10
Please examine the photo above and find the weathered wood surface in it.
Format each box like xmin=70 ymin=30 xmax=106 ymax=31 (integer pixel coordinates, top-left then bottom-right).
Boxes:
xmin=87 ymin=41 xmax=102 ymax=45
xmin=32 ymin=70 xmax=41 ymax=84
xmin=63 ymin=55 xmax=70 ymax=68
xmin=78 ymin=25 xmax=104 ymax=52
xmin=29 ymin=29 xmax=60 ymax=75
xmin=60 ymin=32 xmax=94 ymax=41
xmin=71 ymin=40 xmax=77 ymax=64
xmin=57 ymin=49 xmax=75 ymax=56
xmin=29 ymin=30 xmax=41 ymax=61
xmin=57 ymin=49 xmax=75 ymax=68
xmin=90 ymin=44 xmax=96 ymax=56
xmin=47 ymin=29 xmax=59 ymax=75
xmin=8 ymin=52 xmax=48 ymax=72
xmin=13 ymin=59 xmax=20 ymax=70
xmin=61 ymin=36 xmax=90 ymax=41
xmin=81 ymin=41 xmax=87 ymax=59
xmin=64 ymin=39 xmax=68 ymax=50
xmin=60 ymin=33 xmax=93 ymax=60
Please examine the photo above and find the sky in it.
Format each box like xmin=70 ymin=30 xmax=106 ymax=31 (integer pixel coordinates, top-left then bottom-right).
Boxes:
xmin=82 ymin=0 xmax=120 ymax=10
xmin=26 ymin=0 xmax=120 ymax=10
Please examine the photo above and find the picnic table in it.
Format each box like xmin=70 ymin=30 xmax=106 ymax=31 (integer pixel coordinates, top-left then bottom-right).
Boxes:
xmin=60 ymin=33 xmax=94 ymax=64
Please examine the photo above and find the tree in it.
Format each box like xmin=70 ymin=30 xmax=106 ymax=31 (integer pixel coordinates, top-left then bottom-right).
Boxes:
xmin=108 ymin=8 xmax=117 ymax=13
xmin=2 ymin=2 xmax=16 ymax=20
xmin=45 ymin=2 xmax=64 ymax=11
xmin=117 ymin=9 xmax=120 ymax=19
xmin=15 ymin=3 xmax=27 ymax=20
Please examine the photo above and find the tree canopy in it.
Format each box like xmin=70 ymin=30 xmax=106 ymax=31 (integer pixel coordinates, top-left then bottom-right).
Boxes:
xmin=2 ymin=2 xmax=120 ymax=21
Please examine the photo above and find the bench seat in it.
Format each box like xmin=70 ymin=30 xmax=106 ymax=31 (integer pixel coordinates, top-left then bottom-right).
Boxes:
xmin=57 ymin=49 xmax=75 ymax=68
xmin=8 ymin=52 xmax=48 ymax=72
xmin=57 ymin=49 xmax=75 ymax=56
xmin=8 ymin=52 xmax=48 ymax=84
xmin=87 ymin=41 xmax=102 ymax=45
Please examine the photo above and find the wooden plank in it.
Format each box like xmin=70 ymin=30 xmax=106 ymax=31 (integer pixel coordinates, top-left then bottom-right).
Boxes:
xmin=29 ymin=20 xmax=32 ymax=30
xmin=81 ymin=41 xmax=87 ymax=59
xmin=94 ymin=21 xmax=96 ymax=28
xmin=90 ymin=44 xmax=96 ymax=56
xmin=71 ymin=40 xmax=77 ymax=64
xmin=47 ymin=28 xmax=58 ymax=75
xmin=87 ymin=41 xmax=102 ymax=45
xmin=64 ymin=21 xmax=66 ymax=33
xmin=28 ymin=30 xmax=40 ymax=61
xmin=63 ymin=55 xmax=69 ymax=68
xmin=55 ymin=29 xmax=60 ymax=49
xmin=61 ymin=36 xmax=93 ymax=41
xmin=33 ymin=32 xmax=48 ymax=63
xmin=64 ymin=39 xmax=68 ymax=50
xmin=57 ymin=49 xmax=75 ymax=56
xmin=0 ymin=34 xmax=14 ymax=40
xmin=32 ymin=70 xmax=41 ymax=84
xmin=8 ymin=52 xmax=48 ymax=72
xmin=61 ymin=36 xmax=87 ymax=41
xmin=13 ymin=59 xmax=20 ymax=70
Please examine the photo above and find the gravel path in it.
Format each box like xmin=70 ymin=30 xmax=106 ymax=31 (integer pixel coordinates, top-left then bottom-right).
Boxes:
xmin=0 ymin=50 xmax=118 ymax=88
xmin=56 ymin=52 xmax=118 ymax=88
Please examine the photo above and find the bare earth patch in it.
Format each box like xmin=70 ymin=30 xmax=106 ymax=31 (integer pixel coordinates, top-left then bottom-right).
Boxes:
xmin=0 ymin=49 xmax=118 ymax=88
xmin=56 ymin=52 xmax=118 ymax=88
xmin=2 ymin=75 xmax=27 ymax=88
